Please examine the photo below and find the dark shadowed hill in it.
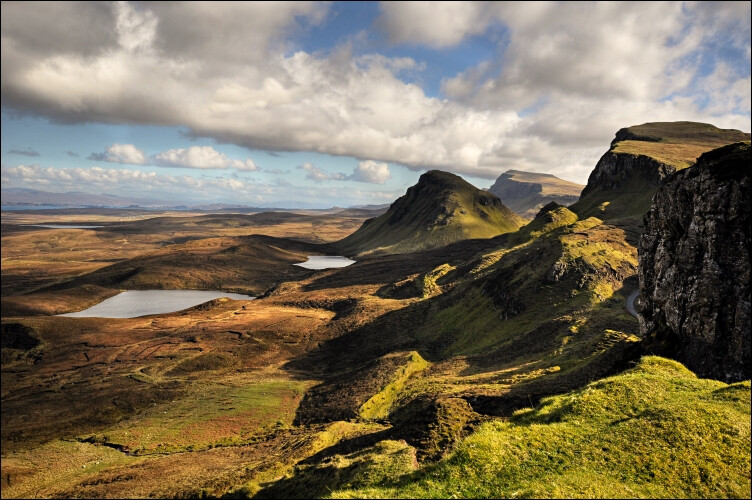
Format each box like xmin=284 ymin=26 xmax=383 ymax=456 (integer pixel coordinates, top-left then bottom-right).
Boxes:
xmin=335 ymin=170 xmax=525 ymax=256
xmin=487 ymin=170 xmax=584 ymax=219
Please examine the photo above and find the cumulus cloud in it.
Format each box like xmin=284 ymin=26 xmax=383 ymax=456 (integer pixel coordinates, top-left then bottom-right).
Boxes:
xmin=66 ymin=150 xmax=80 ymax=157
xmin=88 ymin=143 xmax=147 ymax=164
xmin=298 ymin=162 xmax=347 ymax=182
xmin=350 ymin=160 xmax=391 ymax=184
xmin=9 ymin=147 xmax=40 ymax=157
xmin=297 ymin=161 xmax=391 ymax=184
xmin=377 ymin=1 xmax=493 ymax=48
xmin=87 ymin=143 xmax=259 ymax=171
xmin=1 ymin=1 xmax=749 ymax=185
xmin=153 ymin=146 xmax=258 ymax=171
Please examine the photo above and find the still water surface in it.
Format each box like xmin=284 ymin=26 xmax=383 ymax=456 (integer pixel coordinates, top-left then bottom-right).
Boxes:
xmin=294 ymin=255 xmax=356 ymax=269
xmin=59 ymin=290 xmax=255 ymax=318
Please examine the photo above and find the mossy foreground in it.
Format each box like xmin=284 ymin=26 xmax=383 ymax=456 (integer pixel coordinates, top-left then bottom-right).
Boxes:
xmin=324 ymin=357 xmax=750 ymax=499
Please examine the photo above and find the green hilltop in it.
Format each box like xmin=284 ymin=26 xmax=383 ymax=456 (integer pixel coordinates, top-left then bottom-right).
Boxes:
xmin=336 ymin=170 xmax=525 ymax=257
xmin=610 ymin=121 xmax=751 ymax=169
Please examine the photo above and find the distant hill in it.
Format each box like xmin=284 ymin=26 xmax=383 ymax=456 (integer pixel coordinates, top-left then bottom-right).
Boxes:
xmin=569 ymin=121 xmax=750 ymax=239
xmin=487 ymin=170 xmax=584 ymax=219
xmin=0 ymin=188 xmax=166 ymax=208
xmin=336 ymin=170 xmax=525 ymax=256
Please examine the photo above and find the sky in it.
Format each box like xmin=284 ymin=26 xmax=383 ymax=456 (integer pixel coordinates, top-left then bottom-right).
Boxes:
xmin=1 ymin=1 xmax=750 ymax=208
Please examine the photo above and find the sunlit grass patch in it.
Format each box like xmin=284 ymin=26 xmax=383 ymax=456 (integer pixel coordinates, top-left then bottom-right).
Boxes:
xmin=330 ymin=357 xmax=751 ymax=499
xmin=0 ymin=439 xmax=139 ymax=499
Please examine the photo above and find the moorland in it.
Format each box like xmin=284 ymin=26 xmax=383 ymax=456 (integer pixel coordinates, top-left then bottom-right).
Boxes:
xmin=1 ymin=122 xmax=750 ymax=499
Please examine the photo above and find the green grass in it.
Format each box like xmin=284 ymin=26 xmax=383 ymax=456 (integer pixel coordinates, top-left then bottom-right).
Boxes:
xmin=84 ymin=379 xmax=307 ymax=454
xmin=338 ymin=170 xmax=525 ymax=256
xmin=329 ymin=357 xmax=752 ymax=499
xmin=410 ymin=215 xmax=637 ymax=359
xmin=359 ymin=351 xmax=430 ymax=421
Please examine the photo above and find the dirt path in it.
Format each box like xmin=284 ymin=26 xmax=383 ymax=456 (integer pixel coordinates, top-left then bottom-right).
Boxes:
xmin=626 ymin=290 xmax=639 ymax=319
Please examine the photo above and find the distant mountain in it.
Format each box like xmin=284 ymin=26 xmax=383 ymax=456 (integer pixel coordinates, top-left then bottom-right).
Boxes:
xmin=336 ymin=170 xmax=525 ymax=256
xmin=348 ymin=203 xmax=392 ymax=210
xmin=1 ymin=188 xmax=167 ymax=208
xmin=487 ymin=170 xmax=584 ymax=219
xmin=569 ymin=121 xmax=750 ymax=226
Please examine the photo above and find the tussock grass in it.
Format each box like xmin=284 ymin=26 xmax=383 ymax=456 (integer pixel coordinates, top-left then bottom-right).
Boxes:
xmin=330 ymin=357 xmax=751 ymax=499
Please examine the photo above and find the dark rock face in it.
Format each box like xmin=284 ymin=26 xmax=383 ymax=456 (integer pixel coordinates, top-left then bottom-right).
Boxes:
xmin=638 ymin=142 xmax=751 ymax=382
xmin=579 ymin=152 xmax=675 ymax=197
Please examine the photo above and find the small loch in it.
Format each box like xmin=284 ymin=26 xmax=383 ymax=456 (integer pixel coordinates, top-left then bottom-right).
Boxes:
xmin=294 ymin=255 xmax=356 ymax=270
xmin=59 ymin=290 xmax=255 ymax=318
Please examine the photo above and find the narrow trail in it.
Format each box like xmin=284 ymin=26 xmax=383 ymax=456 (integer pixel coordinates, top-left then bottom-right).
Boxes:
xmin=626 ymin=290 xmax=639 ymax=319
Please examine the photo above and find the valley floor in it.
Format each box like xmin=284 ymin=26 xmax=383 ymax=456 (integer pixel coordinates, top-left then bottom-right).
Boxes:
xmin=1 ymin=208 xmax=749 ymax=498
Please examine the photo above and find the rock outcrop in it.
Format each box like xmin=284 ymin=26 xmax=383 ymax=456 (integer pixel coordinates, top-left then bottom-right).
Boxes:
xmin=578 ymin=153 xmax=675 ymax=198
xmin=488 ymin=169 xmax=583 ymax=219
xmin=638 ymin=142 xmax=751 ymax=382
xmin=570 ymin=121 xmax=750 ymax=223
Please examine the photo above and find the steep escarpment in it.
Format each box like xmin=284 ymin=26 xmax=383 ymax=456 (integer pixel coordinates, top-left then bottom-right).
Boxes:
xmin=571 ymin=121 xmax=750 ymax=228
xmin=336 ymin=170 xmax=525 ymax=257
xmin=487 ymin=170 xmax=584 ymax=219
xmin=638 ymin=142 xmax=751 ymax=382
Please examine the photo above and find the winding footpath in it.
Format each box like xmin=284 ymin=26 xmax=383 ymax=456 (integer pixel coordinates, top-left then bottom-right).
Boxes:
xmin=626 ymin=290 xmax=639 ymax=319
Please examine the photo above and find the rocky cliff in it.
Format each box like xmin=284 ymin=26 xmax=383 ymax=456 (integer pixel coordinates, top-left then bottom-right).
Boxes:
xmin=570 ymin=122 xmax=750 ymax=225
xmin=638 ymin=142 xmax=751 ymax=382
xmin=487 ymin=170 xmax=583 ymax=219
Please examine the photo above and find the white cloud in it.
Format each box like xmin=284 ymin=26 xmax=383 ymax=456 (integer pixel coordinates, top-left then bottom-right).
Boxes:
xmin=114 ymin=0 xmax=158 ymax=53
xmin=88 ymin=143 xmax=147 ymax=164
xmin=350 ymin=160 xmax=391 ymax=184
xmin=377 ymin=1 xmax=492 ymax=48
xmin=153 ymin=146 xmax=258 ymax=171
xmin=1 ymin=1 xmax=749 ymax=187
xmin=297 ymin=162 xmax=347 ymax=182
xmin=0 ymin=163 xmax=400 ymax=208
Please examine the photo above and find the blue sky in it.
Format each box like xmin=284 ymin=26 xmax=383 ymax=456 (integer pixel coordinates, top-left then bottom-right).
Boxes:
xmin=1 ymin=1 xmax=750 ymax=208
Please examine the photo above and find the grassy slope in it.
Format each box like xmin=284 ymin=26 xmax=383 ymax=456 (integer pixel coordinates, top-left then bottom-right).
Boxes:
xmin=410 ymin=208 xmax=638 ymax=362
xmin=329 ymin=357 xmax=751 ymax=499
xmin=338 ymin=171 xmax=525 ymax=257
xmin=612 ymin=121 xmax=751 ymax=169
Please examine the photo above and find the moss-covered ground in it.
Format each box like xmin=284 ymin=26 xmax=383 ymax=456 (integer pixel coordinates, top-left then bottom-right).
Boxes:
xmin=328 ymin=357 xmax=751 ymax=499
